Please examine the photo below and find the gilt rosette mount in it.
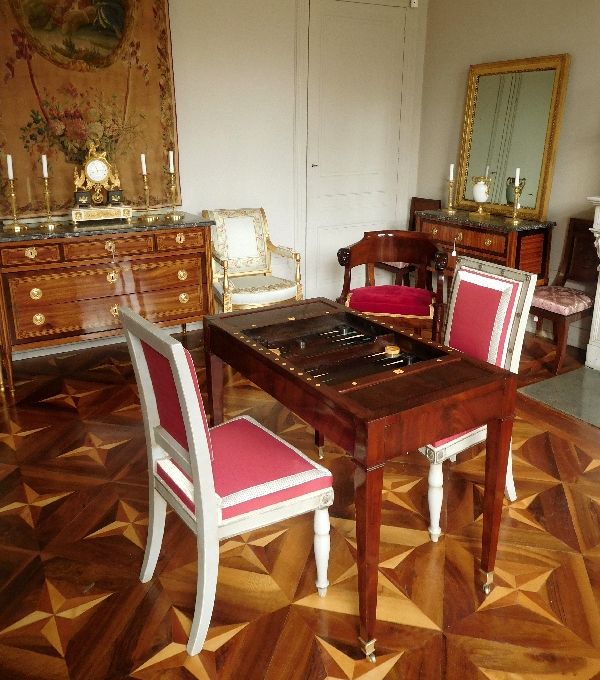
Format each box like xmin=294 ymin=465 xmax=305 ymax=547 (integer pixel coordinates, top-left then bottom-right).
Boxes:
xmin=71 ymin=143 xmax=132 ymax=225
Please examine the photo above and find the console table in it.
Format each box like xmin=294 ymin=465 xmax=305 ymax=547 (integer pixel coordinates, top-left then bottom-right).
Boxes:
xmin=0 ymin=213 xmax=214 ymax=392
xmin=415 ymin=209 xmax=554 ymax=285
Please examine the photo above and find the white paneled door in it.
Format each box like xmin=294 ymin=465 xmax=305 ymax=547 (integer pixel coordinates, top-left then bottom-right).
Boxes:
xmin=305 ymin=0 xmax=411 ymax=299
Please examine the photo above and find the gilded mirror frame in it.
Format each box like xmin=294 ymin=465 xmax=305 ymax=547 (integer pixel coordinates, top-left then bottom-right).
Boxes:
xmin=455 ymin=54 xmax=570 ymax=222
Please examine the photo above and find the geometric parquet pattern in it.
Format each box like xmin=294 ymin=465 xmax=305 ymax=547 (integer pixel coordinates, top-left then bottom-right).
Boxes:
xmin=1 ymin=329 xmax=599 ymax=679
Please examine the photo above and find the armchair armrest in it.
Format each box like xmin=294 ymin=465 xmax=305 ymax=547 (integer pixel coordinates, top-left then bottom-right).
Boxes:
xmin=267 ymin=240 xmax=296 ymax=259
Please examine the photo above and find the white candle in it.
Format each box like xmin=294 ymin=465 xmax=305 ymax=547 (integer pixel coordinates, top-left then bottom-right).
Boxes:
xmin=141 ymin=153 xmax=147 ymax=175
xmin=449 ymin=164 xmax=454 ymax=181
xmin=515 ymin=167 xmax=520 ymax=185
xmin=6 ymin=154 xmax=13 ymax=180
xmin=42 ymin=154 xmax=48 ymax=178
xmin=485 ymin=165 xmax=489 ymax=178
xmin=168 ymin=150 xmax=174 ymax=173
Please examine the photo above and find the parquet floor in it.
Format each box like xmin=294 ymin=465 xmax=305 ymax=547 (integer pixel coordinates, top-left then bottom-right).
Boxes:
xmin=0 ymin=328 xmax=598 ymax=679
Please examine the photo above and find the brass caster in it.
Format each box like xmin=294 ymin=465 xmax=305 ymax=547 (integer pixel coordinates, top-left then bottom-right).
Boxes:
xmin=483 ymin=583 xmax=491 ymax=595
xmin=367 ymin=652 xmax=376 ymax=663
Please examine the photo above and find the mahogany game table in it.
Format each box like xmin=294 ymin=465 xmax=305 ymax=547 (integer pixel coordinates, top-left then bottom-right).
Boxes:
xmin=203 ymin=298 xmax=516 ymax=662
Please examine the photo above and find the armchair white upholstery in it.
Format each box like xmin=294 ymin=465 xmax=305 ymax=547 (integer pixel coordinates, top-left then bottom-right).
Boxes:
xmin=202 ymin=208 xmax=302 ymax=313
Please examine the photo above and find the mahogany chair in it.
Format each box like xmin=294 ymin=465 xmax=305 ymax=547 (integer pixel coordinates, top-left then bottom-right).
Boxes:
xmin=375 ymin=197 xmax=442 ymax=285
xmin=337 ymin=230 xmax=448 ymax=343
xmin=203 ymin=208 xmax=302 ymax=313
xmin=119 ymin=307 xmax=333 ymax=656
xmin=530 ymin=217 xmax=598 ymax=374
xmin=418 ymin=257 xmax=537 ymax=542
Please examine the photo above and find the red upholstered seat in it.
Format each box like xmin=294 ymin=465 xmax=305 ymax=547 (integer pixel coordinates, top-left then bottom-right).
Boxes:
xmin=347 ymin=284 xmax=435 ymax=318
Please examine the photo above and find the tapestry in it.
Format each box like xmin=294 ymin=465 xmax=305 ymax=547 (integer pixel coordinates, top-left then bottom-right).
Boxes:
xmin=0 ymin=0 xmax=179 ymax=219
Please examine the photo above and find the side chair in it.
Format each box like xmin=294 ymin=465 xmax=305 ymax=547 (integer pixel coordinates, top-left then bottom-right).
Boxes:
xmin=530 ymin=217 xmax=598 ymax=374
xmin=119 ymin=307 xmax=333 ymax=656
xmin=418 ymin=257 xmax=537 ymax=543
xmin=203 ymin=207 xmax=302 ymax=313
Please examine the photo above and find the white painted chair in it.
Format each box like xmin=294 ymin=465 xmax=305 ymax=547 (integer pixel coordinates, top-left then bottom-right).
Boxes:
xmin=202 ymin=208 xmax=302 ymax=313
xmin=119 ymin=307 xmax=333 ymax=655
xmin=419 ymin=257 xmax=537 ymax=542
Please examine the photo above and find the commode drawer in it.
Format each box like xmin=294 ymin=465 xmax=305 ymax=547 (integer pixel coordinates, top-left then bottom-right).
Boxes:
xmin=1 ymin=244 xmax=61 ymax=266
xmin=156 ymin=230 xmax=204 ymax=251
xmin=421 ymin=221 xmax=506 ymax=256
xmin=63 ymin=235 xmax=154 ymax=261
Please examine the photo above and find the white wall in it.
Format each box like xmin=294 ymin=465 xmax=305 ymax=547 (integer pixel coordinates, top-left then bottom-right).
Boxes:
xmin=169 ymin=0 xmax=297 ymax=277
xmin=418 ymin=0 xmax=600 ymax=347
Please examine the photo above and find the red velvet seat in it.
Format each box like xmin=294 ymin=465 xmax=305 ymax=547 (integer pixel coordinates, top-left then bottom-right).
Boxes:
xmin=346 ymin=284 xmax=435 ymax=318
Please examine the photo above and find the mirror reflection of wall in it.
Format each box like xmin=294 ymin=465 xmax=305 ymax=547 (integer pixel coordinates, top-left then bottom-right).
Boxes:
xmin=466 ymin=69 xmax=555 ymax=208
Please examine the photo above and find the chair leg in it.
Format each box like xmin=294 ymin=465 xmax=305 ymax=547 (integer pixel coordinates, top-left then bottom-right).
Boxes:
xmin=314 ymin=507 xmax=330 ymax=597
xmin=140 ymin=488 xmax=167 ymax=583
xmin=427 ymin=462 xmax=443 ymax=542
xmin=552 ymin=318 xmax=569 ymax=375
xmin=504 ymin=442 xmax=517 ymax=502
xmin=187 ymin=535 xmax=220 ymax=656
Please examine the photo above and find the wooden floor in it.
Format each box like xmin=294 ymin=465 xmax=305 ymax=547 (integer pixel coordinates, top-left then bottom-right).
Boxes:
xmin=0 ymin=329 xmax=599 ymax=679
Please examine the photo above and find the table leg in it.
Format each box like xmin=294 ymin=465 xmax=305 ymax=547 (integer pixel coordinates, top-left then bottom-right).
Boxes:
xmin=315 ymin=429 xmax=325 ymax=459
xmin=205 ymin=352 xmax=224 ymax=426
xmin=480 ymin=415 xmax=513 ymax=593
xmin=354 ymin=461 xmax=384 ymax=663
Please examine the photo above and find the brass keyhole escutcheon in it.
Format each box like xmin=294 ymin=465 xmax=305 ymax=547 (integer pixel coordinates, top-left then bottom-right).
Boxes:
xmin=175 ymin=233 xmax=185 ymax=244
xmin=105 ymin=240 xmax=116 ymax=253
xmin=431 ymin=227 xmax=438 ymax=236
xmin=110 ymin=304 xmax=119 ymax=317
xmin=177 ymin=269 xmax=188 ymax=281
xmin=484 ymin=238 xmax=492 ymax=246
xmin=24 ymin=247 xmax=37 ymax=259
xmin=456 ymin=232 xmax=463 ymax=241
xmin=179 ymin=292 xmax=190 ymax=304
xmin=32 ymin=313 xmax=45 ymax=326
xmin=107 ymin=270 xmax=119 ymax=284
xmin=30 ymin=288 xmax=42 ymax=300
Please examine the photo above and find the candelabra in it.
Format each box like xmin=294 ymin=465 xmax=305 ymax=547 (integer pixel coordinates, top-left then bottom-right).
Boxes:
xmin=442 ymin=179 xmax=456 ymax=214
xmin=38 ymin=177 xmax=60 ymax=230
xmin=4 ymin=179 xmax=25 ymax=232
xmin=505 ymin=177 xmax=526 ymax=225
xmin=138 ymin=174 xmax=160 ymax=223
xmin=164 ymin=171 xmax=185 ymax=222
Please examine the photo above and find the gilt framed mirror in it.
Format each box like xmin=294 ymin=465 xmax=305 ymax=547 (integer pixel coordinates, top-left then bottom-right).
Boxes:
xmin=455 ymin=54 xmax=570 ymax=222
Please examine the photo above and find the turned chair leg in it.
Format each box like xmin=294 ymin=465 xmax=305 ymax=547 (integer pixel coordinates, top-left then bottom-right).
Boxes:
xmin=427 ymin=462 xmax=443 ymax=542
xmin=314 ymin=508 xmax=330 ymax=597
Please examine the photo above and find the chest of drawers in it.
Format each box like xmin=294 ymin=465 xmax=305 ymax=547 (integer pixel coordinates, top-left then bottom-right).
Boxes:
xmin=415 ymin=209 xmax=554 ymax=285
xmin=0 ymin=215 xmax=214 ymax=392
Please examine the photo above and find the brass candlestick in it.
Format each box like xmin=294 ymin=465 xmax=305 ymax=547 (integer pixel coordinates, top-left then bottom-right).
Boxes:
xmin=164 ymin=171 xmax=185 ymax=222
xmin=38 ymin=177 xmax=60 ymax=231
xmin=505 ymin=178 xmax=526 ymax=225
xmin=138 ymin=174 xmax=160 ymax=223
xmin=4 ymin=178 xmax=26 ymax=232
xmin=442 ymin=179 xmax=456 ymax=214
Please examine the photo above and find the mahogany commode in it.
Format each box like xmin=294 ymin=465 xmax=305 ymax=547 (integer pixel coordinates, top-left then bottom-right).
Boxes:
xmin=203 ymin=298 xmax=517 ymax=662
xmin=0 ymin=214 xmax=214 ymax=392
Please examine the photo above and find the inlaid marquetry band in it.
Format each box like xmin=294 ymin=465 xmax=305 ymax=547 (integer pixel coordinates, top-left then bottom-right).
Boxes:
xmin=32 ymin=313 xmax=45 ymax=325
xmin=177 ymin=269 xmax=188 ymax=281
xmin=29 ymin=288 xmax=42 ymax=300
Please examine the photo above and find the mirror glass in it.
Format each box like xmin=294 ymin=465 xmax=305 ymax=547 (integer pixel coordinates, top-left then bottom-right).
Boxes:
xmin=455 ymin=54 xmax=570 ymax=221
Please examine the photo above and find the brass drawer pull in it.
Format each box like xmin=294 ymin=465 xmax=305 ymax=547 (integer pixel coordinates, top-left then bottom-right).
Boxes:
xmin=107 ymin=270 xmax=119 ymax=284
xmin=431 ymin=227 xmax=438 ymax=236
xmin=484 ymin=237 xmax=492 ymax=246
xmin=105 ymin=240 xmax=116 ymax=254
xmin=177 ymin=269 xmax=188 ymax=281
xmin=30 ymin=288 xmax=42 ymax=300
xmin=110 ymin=304 xmax=119 ymax=317
xmin=32 ymin=313 xmax=45 ymax=326
xmin=24 ymin=247 xmax=37 ymax=259
xmin=179 ymin=292 xmax=190 ymax=304
xmin=175 ymin=233 xmax=185 ymax=244
xmin=456 ymin=232 xmax=463 ymax=241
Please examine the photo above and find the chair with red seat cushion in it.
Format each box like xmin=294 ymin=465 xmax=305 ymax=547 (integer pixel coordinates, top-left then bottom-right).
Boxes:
xmin=418 ymin=257 xmax=537 ymax=542
xmin=530 ymin=217 xmax=598 ymax=374
xmin=119 ymin=307 xmax=333 ymax=656
xmin=337 ymin=230 xmax=448 ymax=342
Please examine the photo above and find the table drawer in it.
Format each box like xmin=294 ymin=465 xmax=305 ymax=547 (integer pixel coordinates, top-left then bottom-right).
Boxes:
xmin=421 ymin=221 xmax=506 ymax=255
xmin=1 ymin=244 xmax=61 ymax=266
xmin=63 ymin=235 xmax=154 ymax=261
xmin=12 ymin=287 xmax=206 ymax=340
xmin=156 ymin=229 xmax=204 ymax=251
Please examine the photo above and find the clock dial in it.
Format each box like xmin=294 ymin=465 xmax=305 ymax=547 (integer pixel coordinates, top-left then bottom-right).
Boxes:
xmin=86 ymin=159 xmax=109 ymax=182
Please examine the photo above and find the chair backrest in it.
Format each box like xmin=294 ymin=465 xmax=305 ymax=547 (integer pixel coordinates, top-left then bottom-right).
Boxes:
xmin=118 ymin=307 xmax=218 ymax=531
xmin=409 ymin=197 xmax=442 ymax=230
xmin=554 ymin=217 xmax=599 ymax=287
xmin=203 ymin=208 xmax=271 ymax=275
xmin=445 ymin=257 xmax=537 ymax=373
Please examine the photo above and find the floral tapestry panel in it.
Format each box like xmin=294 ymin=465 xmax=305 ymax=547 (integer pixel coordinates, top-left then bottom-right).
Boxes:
xmin=0 ymin=0 xmax=179 ymax=218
